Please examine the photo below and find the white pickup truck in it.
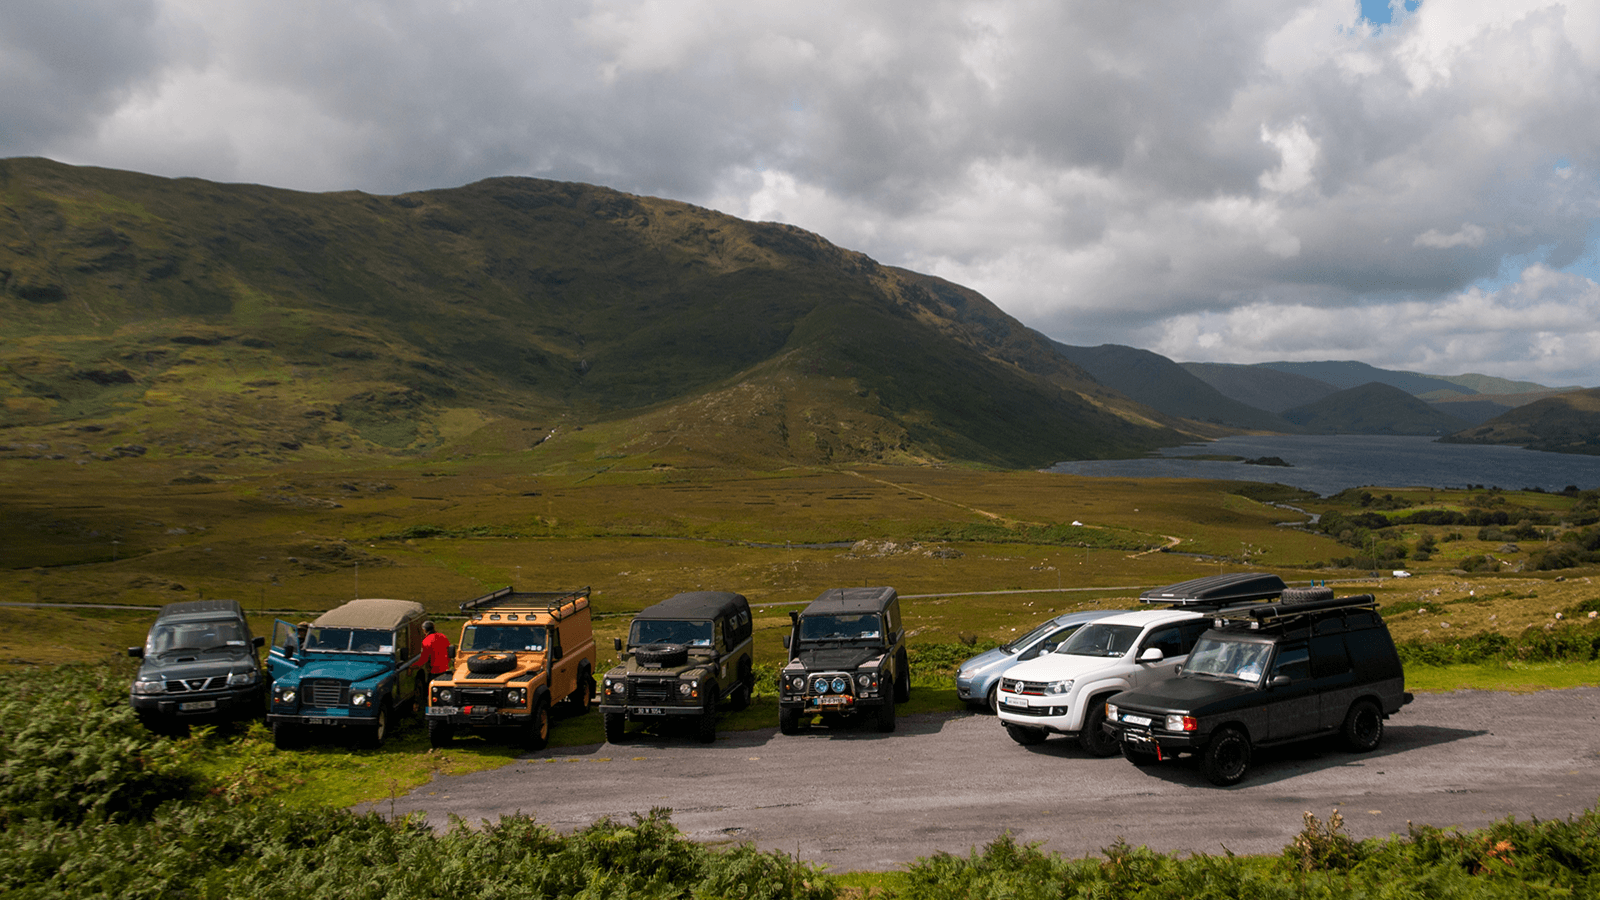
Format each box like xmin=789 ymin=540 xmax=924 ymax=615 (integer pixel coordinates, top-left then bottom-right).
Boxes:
xmin=995 ymin=608 xmax=1210 ymax=755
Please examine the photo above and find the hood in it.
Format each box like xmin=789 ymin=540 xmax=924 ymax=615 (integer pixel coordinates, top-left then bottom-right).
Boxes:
xmin=141 ymin=650 xmax=255 ymax=680
xmin=1002 ymin=651 xmax=1130 ymax=681
xmin=793 ymin=646 xmax=885 ymax=671
xmin=958 ymin=647 xmax=1014 ymax=675
xmin=1114 ymin=675 xmax=1261 ymax=716
xmin=455 ymin=651 xmax=547 ymax=684
xmin=287 ymin=657 xmax=397 ymax=686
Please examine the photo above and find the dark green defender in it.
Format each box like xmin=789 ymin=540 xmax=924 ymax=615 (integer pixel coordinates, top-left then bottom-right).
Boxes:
xmin=778 ymin=586 xmax=909 ymax=734
xmin=599 ymin=591 xmax=755 ymax=744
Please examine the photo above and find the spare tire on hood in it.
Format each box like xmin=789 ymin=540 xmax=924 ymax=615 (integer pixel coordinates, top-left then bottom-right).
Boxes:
xmin=466 ymin=651 xmax=518 ymax=675
xmin=632 ymin=642 xmax=689 ymax=667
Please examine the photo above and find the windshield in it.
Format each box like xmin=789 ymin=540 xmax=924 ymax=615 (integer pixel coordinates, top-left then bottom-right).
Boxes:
xmin=462 ymin=624 xmax=546 ymax=652
xmin=149 ymin=620 xmax=248 ymax=655
xmin=631 ymin=619 xmax=714 ymax=648
xmin=304 ymin=626 xmax=393 ymax=655
xmin=1184 ymin=636 xmax=1274 ymax=683
xmin=1001 ymin=620 xmax=1063 ymax=654
xmin=798 ymin=613 xmax=883 ymax=642
xmin=1056 ymin=623 xmax=1142 ymax=658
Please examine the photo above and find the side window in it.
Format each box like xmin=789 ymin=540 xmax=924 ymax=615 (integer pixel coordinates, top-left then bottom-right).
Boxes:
xmin=394 ymin=627 xmax=413 ymax=662
xmin=1142 ymin=626 xmax=1184 ymax=659
xmin=1178 ymin=620 xmax=1209 ymax=654
xmin=1311 ymin=634 xmax=1351 ymax=678
xmin=1038 ymin=625 xmax=1079 ymax=655
xmin=1271 ymin=644 xmax=1311 ymax=682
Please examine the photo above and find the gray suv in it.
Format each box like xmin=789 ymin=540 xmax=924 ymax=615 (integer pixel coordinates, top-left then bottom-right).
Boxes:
xmin=128 ymin=599 xmax=265 ymax=730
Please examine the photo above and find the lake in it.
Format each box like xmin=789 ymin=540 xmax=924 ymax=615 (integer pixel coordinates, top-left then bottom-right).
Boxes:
xmin=1046 ymin=435 xmax=1600 ymax=497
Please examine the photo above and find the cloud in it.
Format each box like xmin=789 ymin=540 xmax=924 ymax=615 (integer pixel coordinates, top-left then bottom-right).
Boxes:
xmin=2 ymin=0 xmax=1597 ymax=385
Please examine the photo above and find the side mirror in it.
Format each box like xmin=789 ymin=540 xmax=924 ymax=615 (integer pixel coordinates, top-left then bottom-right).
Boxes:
xmin=613 ymin=637 xmax=623 ymax=652
xmin=252 ymin=636 xmax=266 ymax=648
xmin=782 ymin=634 xmax=791 ymax=650
xmin=789 ymin=610 xmax=799 ymax=625
xmin=127 ymin=646 xmax=144 ymax=659
xmin=1139 ymin=647 xmax=1164 ymax=663
xmin=1270 ymin=674 xmax=1291 ymax=687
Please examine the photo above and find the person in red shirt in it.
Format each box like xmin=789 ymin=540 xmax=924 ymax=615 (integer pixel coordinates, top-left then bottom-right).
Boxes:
xmin=420 ymin=620 xmax=451 ymax=678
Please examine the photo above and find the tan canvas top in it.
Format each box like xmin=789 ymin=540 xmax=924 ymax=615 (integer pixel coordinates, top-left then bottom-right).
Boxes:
xmin=314 ymin=598 xmax=425 ymax=631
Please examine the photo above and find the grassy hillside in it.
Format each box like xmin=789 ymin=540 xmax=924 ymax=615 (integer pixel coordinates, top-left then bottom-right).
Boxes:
xmin=1180 ymin=361 xmax=1338 ymax=414
xmin=1441 ymin=388 xmax=1600 ymax=456
xmin=1282 ymin=382 xmax=1472 ymax=435
xmin=0 ymin=158 xmax=1189 ymax=469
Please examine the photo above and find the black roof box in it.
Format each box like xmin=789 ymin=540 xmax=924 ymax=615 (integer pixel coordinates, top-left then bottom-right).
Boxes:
xmin=1139 ymin=573 xmax=1286 ymax=608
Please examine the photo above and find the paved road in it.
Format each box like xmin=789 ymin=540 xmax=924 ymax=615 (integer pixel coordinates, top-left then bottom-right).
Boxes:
xmin=373 ymin=687 xmax=1600 ymax=872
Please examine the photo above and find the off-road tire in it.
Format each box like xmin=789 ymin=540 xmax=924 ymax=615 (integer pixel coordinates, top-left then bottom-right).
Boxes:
xmin=875 ymin=693 xmax=896 ymax=733
xmin=986 ymin=684 xmax=999 ymax=714
xmin=696 ymin=708 xmax=717 ymax=744
xmin=427 ymin=718 xmax=452 ymax=747
xmin=362 ymin=703 xmax=392 ymax=750
xmin=1201 ymin=727 xmax=1251 ymax=786
xmin=1121 ymin=741 xmax=1160 ymax=766
xmin=604 ymin=711 xmax=626 ymax=744
xmin=1341 ymin=699 xmax=1384 ymax=752
xmin=779 ymin=706 xmax=802 ymax=735
xmin=1079 ymin=701 xmax=1120 ymax=757
xmin=568 ymin=676 xmax=594 ymax=712
xmin=466 ymin=652 xmax=518 ymax=676
xmin=524 ymin=698 xmax=551 ymax=751
xmin=1006 ymin=724 xmax=1047 ymax=746
xmin=272 ymin=720 xmax=301 ymax=750
xmin=729 ymin=666 xmax=752 ymax=711
xmin=1280 ymin=586 xmax=1335 ymax=604
xmin=633 ymin=642 xmax=689 ymax=667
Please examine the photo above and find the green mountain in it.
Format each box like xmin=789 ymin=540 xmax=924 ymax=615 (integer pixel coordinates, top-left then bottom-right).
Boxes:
xmin=1052 ymin=344 xmax=1299 ymax=432
xmin=1179 ymin=361 xmax=1338 ymax=415
xmin=0 ymin=157 xmax=1192 ymax=468
xmin=1260 ymin=361 xmax=1470 ymax=397
xmin=1281 ymin=382 xmax=1472 ymax=435
xmin=1440 ymin=388 xmax=1600 ymax=456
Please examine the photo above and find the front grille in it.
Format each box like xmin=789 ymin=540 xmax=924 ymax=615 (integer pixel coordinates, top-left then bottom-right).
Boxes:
xmin=165 ymin=675 xmax=227 ymax=693
xmin=302 ymin=679 xmax=347 ymax=708
xmin=457 ymin=688 xmax=502 ymax=706
xmin=629 ymin=679 xmax=677 ymax=703
xmin=1001 ymin=678 xmax=1048 ymax=695
xmin=805 ymin=671 xmax=856 ymax=699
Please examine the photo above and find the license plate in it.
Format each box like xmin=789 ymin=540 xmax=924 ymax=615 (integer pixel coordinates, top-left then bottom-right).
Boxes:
xmin=308 ymin=717 xmax=335 ymax=726
xmin=1002 ymin=694 xmax=1028 ymax=708
xmin=815 ymin=696 xmax=849 ymax=706
xmin=1123 ymin=714 xmax=1152 ymax=726
xmin=179 ymin=700 xmax=216 ymax=711
xmin=427 ymin=706 xmax=458 ymax=716
xmin=635 ymin=707 xmax=664 ymax=716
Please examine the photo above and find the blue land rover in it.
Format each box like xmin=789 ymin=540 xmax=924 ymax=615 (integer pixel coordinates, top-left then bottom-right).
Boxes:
xmin=266 ymin=598 xmax=428 ymax=749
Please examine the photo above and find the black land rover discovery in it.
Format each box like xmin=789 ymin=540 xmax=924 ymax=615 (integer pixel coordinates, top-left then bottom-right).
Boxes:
xmin=1104 ymin=588 xmax=1412 ymax=786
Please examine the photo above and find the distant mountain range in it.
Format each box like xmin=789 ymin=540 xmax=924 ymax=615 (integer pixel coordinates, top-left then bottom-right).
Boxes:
xmin=2 ymin=157 xmax=1595 ymax=466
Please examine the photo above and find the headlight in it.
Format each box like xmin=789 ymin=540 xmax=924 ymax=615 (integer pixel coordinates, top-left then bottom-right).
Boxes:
xmin=276 ymin=688 xmax=296 ymax=705
xmin=133 ymin=679 xmax=165 ymax=695
xmin=811 ymin=676 xmax=831 ymax=694
xmin=604 ymin=679 xmax=618 ymax=696
xmin=856 ymin=673 xmax=874 ymax=689
xmin=1045 ymin=679 xmax=1074 ymax=695
xmin=1105 ymin=702 xmax=1119 ymax=721
xmin=1166 ymin=714 xmax=1198 ymax=732
xmin=351 ymin=691 xmax=370 ymax=707
xmin=228 ymin=670 xmax=258 ymax=686
xmin=507 ymin=688 xmax=526 ymax=705
xmin=435 ymin=688 xmax=453 ymax=704
xmin=789 ymin=675 xmax=806 ymax=692
xmin=678 ymin=682 xmax=692 ymax=697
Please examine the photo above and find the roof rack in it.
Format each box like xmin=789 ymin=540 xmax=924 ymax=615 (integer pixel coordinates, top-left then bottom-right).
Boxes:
xmin=459 ymin=586 xmax=590 ymax=617
xmin=1138 ymin=572 xmax=1287 ymax=609
xmin=1208 ymin=593 xmax=1377 ymax=630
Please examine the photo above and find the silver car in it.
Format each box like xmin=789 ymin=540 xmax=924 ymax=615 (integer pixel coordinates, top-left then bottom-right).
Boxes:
xmin=955 ymin=609 xmax=1119 ymax=711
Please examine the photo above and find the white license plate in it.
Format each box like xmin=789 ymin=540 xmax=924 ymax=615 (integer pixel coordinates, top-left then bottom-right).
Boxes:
xmin=635 ymin=707 xmax=664 ymax=716
xmin=179 ymin=700 xmax=216 ymax=711
xmin=815 ymin=695 xmax=849 ymax=706
xmin=1002 ymin=694 xmax=1029 ymax=708
xmin=427 ymin=706 xmax=458 ymax=716
xmin=1123 ymin=714 xmax=1152 ymax=726
xmin=308 ymin=717 xmax=336 ymax=726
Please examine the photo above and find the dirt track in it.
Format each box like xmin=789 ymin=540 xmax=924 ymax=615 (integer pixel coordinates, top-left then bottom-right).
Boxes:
xmin=371 ymin=687 xmax=1600 ymax=872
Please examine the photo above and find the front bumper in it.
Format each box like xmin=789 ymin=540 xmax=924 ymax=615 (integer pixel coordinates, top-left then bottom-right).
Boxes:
xmin=427 ymin=705 xmax=534 ymax=728
xmin=598 ymin=702 xmax=708 ymax=719
xmin=995 ymin=695 xmax=1079 ymax=733
xmin=268 ymin=708 xmax=378 ymax=728
xmin=131 ymin=686 xmax=262 ymax=718
xmin=1110 ymin=722 xmax=1205 ymax=755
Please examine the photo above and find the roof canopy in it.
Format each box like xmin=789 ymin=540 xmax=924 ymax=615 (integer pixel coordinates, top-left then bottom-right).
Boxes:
xmin=802 ymin=586 xmax=898 ymax=616
xmin=634 ymin=591 xmax=749 ymax=621
xmin=314 ymin=598 xmax=425 ymax=630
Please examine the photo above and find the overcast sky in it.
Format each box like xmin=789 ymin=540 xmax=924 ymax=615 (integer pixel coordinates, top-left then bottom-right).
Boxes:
xmin=5 ymin=1 xmax=1598 ymax=386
